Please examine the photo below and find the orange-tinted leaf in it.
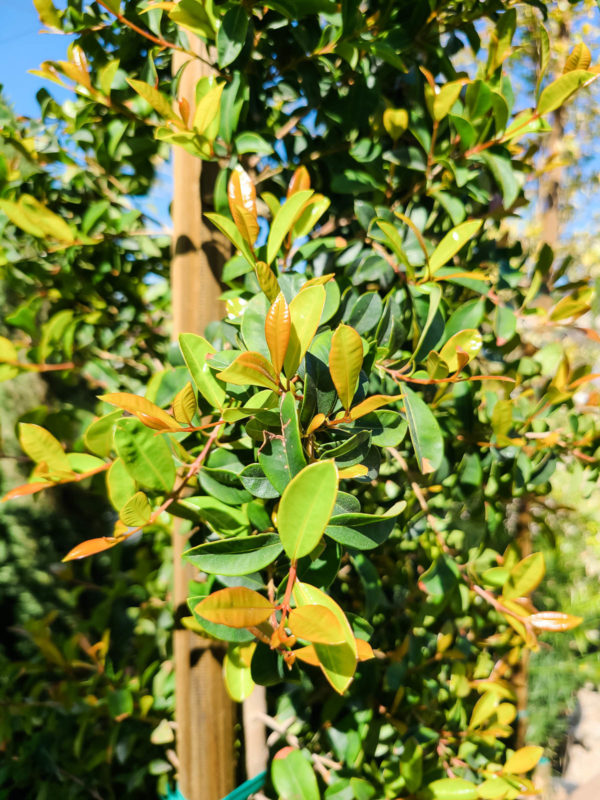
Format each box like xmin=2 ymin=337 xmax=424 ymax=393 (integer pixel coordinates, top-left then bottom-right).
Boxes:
xmin=228 ymin=165 xmax=259 ymax=247
xmin=288 ymin=605 xmax=347 ymax=645
xmin=293 ymin=644 xmax=320 ymax=666
xmin=100 ymin=392 xmax=181 ymax=431
xmin=306 ymin=413 xmax=326 ymax=435
xmin=217 ymin=351 xmax=280 ymax=390
xmin=349 ymin=394 xmax=397 ymax=420
xmin=530 ymin=611 xmax=583 ymax=632
xmin=2 ymin=481 xmax=53 ymax=502
xmin=195 ymin=586 xmax=274 ymax=628
xmin=287 ymin=165 xmax=311 ymax=197
xmin=329 ymin=324 xmax=363 ymax=411
xmin=265 ymin=292 xmax=290 ymax=376
xmin=503 ymin=745 xmax=543 ymax=774
xmin=356 ymin=638 xmax=375 ymax=661
xmin=63 ymin=537 xmax=121 ymax=561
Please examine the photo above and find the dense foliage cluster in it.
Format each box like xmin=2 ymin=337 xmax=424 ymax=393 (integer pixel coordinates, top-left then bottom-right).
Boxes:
xmin=3 ymin=0 xmax=600 ymax=798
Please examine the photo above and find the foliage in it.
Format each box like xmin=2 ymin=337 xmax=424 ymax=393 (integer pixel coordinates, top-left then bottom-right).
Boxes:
xmin=3 ymin=0 xmax=600 ymax=797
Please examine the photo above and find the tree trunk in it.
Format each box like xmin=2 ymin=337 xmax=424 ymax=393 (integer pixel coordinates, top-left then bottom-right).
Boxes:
xmin=171 ymin=39 xmax=234 ymax=800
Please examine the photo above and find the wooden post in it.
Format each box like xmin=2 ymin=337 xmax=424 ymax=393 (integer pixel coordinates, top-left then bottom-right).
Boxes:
xmin=171 ymin=39 xmax=234 ymax=800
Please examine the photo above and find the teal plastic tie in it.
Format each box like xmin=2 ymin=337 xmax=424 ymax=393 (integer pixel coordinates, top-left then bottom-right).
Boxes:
xmin=164 ymin=771 xmax=267 ymax=800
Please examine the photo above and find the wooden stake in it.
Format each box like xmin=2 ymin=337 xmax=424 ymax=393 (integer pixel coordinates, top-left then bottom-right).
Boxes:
xmin=171 ymin=39 xmax=234 ymax=800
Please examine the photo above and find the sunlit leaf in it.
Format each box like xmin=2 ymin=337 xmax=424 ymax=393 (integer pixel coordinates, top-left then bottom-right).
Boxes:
xmin=195 ymin=586 xmax=273 ymax=628
xmin=503 ymin=745 xmax=543 ymax=774
xmin=217 ymin=351 xmax=280 ymax=390
xmin=228 ymin=165 xmax=259 ymax=247
xmin=63 ymin=537 xmax=121 ymax=561
xmin=529 ymin=611 xmax=583 ymax=632
xmin=266 ymin=189 xmax=313 ymax=265
xmin=265 ymin=292 xmax=290 ymax=376
xmin=329 ymin=324 xmax=363 ymax=411
xmin=502 ymin=552 xmax=545 ymax=600
xmin=100 ymin=392 xmax=181 ymax=431
xmin=428 ymin=220 xmax=483 ymax=275
xmin=288 ymin=605 xmax=347 ymax=645
xmin=283 ymin=285 xmax=326 ymax=377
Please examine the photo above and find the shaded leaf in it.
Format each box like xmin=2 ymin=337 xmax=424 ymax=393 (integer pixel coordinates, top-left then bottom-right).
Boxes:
xmin=184 ymin=534 xmax=283 ymax=576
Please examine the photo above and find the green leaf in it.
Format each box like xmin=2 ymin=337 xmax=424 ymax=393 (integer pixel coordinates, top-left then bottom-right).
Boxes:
xmin=325 ymin=503 xmax=404 ymax=550
xmin=433 ymin=80 xmax=465 ymax=121
xmin=114 ymin=418 xmax=176 ymax=493
xmin=33 ymin=0 xmax=62 ymax=29
xmin=266 ymin=189 xmax=313 ymax=265
xmin=329 ymin=324 xmax=363 ymax=411
xmin=271 ymin=749 xmax=321 ymax=800
xmin=284 ymin=285 xmax=326 ymax=376
xmin=195 ymin=586 xmax=273 ymax=628
xmin=280 ymin=392 xmax=308 ymax=476
xmin=217 ymin=7 xmax=249 ymax=68
xmin=240 ymin=463 xmax=280 ymax=499
xmin=400 ymin=739 xmax=423 ymax=793
xmin=217 ymin=351 xmax=279 ymax=391
xmin=502 ymin=552 xmax=545 ymax=600
xmin=169 ymin=0 xmax=215 ymax=37
xmin=428 ymin=220 xmax=483 ymax=275
xmin=224 ymin=642 xmax=256 ymax=702
xmin=537 ymin=70 xmax=593 ymax=115
xmin=170 ymin=496 xmax=249 ymax=536
xmin=420 ymin=555 xmax=460 ymax=600
xmin=402 ymin=384 xmax=444 ymax=474
xmin=205 ymin=211 xmax=255 ymax=265
xmin=119 ymin=491 xmax=152 ymax=527
xmin=425 ymin=778 xmax=478 ymax=800
xmin=107 ymin=457 xmax=136 ymax=511
xmin=184 ymin=534 xmax=283 ymax=576
xmin=188 ymin=596 xmax=254 ymax=643
xmin=278 ymin=461 xmax=338 ymax=560
xmin=179 ymin=333 xmax=226 ymax=409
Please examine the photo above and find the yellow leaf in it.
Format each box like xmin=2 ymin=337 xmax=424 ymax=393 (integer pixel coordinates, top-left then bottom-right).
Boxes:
xmin=349 ymin=394 xmax=397 ymax=420
xmin=255 ymin=260 xmax=280 ymax=302
xmin=265 ymin=292 xmax=290 ymax=376
xmin=195 ymin=586 xmax=273 ymax=628
xmin=217 ymin=351 xmax=280 ymax=391
xmin=19 ymin=423 xmax=71 ymax=473
xmin=172 ymin=382 xmax=197 ymax=425
xmin=439 ymin=329 xmax=482 ymax=372
xmin=193 ymin=81 xmax=224 ymax=135
xmin=338 ymin=464 xmax=368 ymax=479
xmin=329 ymin=324 xmax=363 ymax=411
xmin=356 ymin=638 xmax=375 ymax=661
xmin=503 ymin=745 xmax=543 ymax=775
xmin=288 ymin=605 xmax=347 ymax=645
xmin=100 ymin=392 xmax=181 ymax=432
xmin=283 ymin=285 xmax=326 ymax=377
xmin=228 ymin=165 xmax=259 ymax=247
xmin=383 ymin=108 xmax=408 ymax=140
xmin=563 ymin=42 xmax=591 ymax=73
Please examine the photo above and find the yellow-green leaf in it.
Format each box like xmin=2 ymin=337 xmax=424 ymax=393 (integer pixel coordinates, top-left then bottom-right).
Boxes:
xmin=349 ymin=394 xmax=398 ymax=420
xmin=179 ymin=333 xmax=226 ymax=409
xmin=288 ymin=605 xmax=347 ymax=645
xmin=427 ymin=777 xmax=478 ymax=800
xmin=283 ymin=285 xmax=326 ymax=377
xmin=433 ymin=80 xmax=465 ymax=121
xmin=255 ymin=260 xmax=280 ymax=302
xmin=278 ymin=460 xmax=338 ymax=561
xmin=172 ymin=382 xmax=197 ymax=425
xmin=503 ymin=745 xmax=543 ymax=775
xmin=383 ymin=107 xmax=409 ymax=139
xmin=439 ymin=329 xmax=482 ymax=372
xmin=428 ymin=220 xmax=483 ymax=275
xmin=127 ymin=78 xmax=180 ymax=123
xmin=293 ymin=581 xmax=357 ymax=694
xmin=537 ymin=70 xmax=594 ymax=116
xmin=266 ymin=189 xmax=313 ymax=265
xmin=223 ymin=642 xmax=256 ymax=702
xmin=329 ymin=324 xmax=363 ymax=412
xmin=19 ymin=423 xmax=71 ymax=473
xmin=217 ymin=351 xmax=280 ymax=390
xmin=119 ymin=491 xmax=152 ymax=527
xmin=228 ymin=165 xmax=259 ymax=247
xmin=193 ymin=81 xmax=224 ymax=135
xmin=502 ymin=552 xmax=545 ymax=600
xmin=265 ymin=292 xmax=290 ymax=376
xmin=195 ymin=586 xmax=273 ymax=628
xmin=100 ymin=392 xmax=181 ymax=432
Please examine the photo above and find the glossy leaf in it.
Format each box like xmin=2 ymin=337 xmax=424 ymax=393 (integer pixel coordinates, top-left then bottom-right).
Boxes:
xmin=439 ymin=329 xmax=482 ymax=372
xmin=217 ymin=6 xmax=249 ymax=68
xmin=63 ymin=537 xmax=121 ymax=562
xmin=402 ymin=384 xmax=444 ymax=474
xmin=114 ymin=418 xmax=176 ymax=493
xmin=284 ymin=285 xmax=326 ymax=377
xmin=195 ymin=586 xmax=273 ymax=628
xmin=325 ymin=503 xmax=404 ymax=550
xmin=426 ymin=778 xmax=478 ymax=800
xmin=271 ymin=749 xmax=320 ymax=800
xmin=428 ymin=220 xmax=483 ymax=275
xmin=433 ymin=80 xmax=465 ymax=121
xmin=184 ymin=534 xmax=283 ymax=576
xmin=383 ymin=107 xmax=408 ymax=139
xmin=100 ymin=392 xmax=180 ymax=431
xmin=329 ymin=324 xmax=363 ymax=411
xmin=265 ymin=292 xmax=291 ymax=375
xmin=179 ymin=333 xmax=226 ymax=409
xmin=266 ymin=189 xmax=313 ymax=264
xmin=287 ymin=165 xmax=311 ymax=196
xmin=529 ymin=611 xmax=583 ymax=632
xmin=278 ymin=460 xmax=338 ymax=561
xmin=503 ymin=745 xmax=543 ymax=774
xmin=228 ymin=165 xmax=259 ymax=247
xmin=217 ymin=351 xmax=280 ymax=390
xmin=172 ymin=382 xmax=197 ymax=425
xmin=223 ymin=642 xmax=256 ymax=702
xmin=349 ymin=394 xmax=397 ymax=420
xmin=287 ymin=605 xmax=347 ymax=645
